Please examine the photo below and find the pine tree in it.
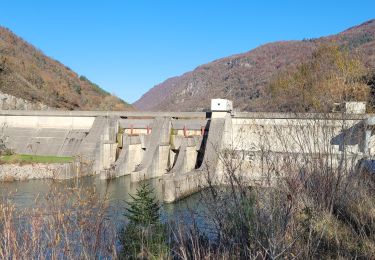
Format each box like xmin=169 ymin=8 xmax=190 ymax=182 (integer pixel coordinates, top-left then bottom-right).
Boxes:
xmin=125 ymin=183 xmax=161 ymax=226
xmin=120 ymin=182 xmax=169 ymax=259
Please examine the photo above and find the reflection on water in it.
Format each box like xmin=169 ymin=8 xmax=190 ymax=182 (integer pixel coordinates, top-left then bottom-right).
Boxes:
xmin=1 ymin=175 xmax=160 ymax=206
xmin=0 ymin=175 xmax=209 ymax=231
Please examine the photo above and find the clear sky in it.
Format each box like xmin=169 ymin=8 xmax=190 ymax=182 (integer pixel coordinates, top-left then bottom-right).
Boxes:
xmin=1 ymin=1 xmax=374 ymax=103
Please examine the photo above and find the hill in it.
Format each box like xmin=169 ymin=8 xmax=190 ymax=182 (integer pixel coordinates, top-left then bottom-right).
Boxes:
xmin=134 ymin=19 xmax=375 ymax=112
xmin=0 ymin=26 xmax=133 ymax=111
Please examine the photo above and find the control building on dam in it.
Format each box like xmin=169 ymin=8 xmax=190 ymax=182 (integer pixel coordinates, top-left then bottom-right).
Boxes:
xmin=1 ymin=99 xmax=375 ymax=202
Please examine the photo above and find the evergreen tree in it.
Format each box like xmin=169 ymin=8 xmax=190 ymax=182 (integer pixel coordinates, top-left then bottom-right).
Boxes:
xmin=125 ymin=183 xmax=161 ymax=226
xmin=120 ymin=183 xmax=169 ymax=259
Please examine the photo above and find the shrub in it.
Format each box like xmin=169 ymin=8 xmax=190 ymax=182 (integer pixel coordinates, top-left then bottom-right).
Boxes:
xmin=119 ymin=183 xmax=169 ymax=259
xmin=0 ymin=186 xmax=117 ymax=258
xmin=73 ymin=84 xmax=81 ymax=94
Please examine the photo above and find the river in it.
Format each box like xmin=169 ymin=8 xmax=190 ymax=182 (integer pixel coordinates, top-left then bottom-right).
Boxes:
xmin=0 ymin=175 xmax=210 ymax=233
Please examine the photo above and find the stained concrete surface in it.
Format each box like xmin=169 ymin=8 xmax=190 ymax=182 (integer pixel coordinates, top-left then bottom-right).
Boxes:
xmin=4 ymin=127 xmax=88 ymax=156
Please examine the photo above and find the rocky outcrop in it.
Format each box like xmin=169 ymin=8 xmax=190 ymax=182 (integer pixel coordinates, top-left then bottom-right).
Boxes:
xmin=0 ymin=91 xmax=50 ymax=110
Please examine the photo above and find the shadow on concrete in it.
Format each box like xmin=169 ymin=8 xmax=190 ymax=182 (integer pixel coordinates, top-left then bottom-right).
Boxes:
xmin=330 ymin=121 xmax=367 ymax=152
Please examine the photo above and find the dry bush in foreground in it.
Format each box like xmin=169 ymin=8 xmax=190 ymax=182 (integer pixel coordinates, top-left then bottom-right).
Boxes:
xmin=0 ymin=185 xmax=117 ymax=259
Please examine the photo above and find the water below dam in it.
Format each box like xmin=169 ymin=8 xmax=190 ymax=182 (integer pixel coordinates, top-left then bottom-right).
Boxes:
xmin=0 ymin=175 xmax=210 ymax=233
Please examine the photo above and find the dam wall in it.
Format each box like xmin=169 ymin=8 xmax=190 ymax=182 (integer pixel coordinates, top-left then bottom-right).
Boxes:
xmin=230 ymin=113 xmax=368 ymax=154
xmin=220 ymin=113 xmax=370 ymax=184
xmin=0 ymin=116 xmax=96 ymax=157
xmin=1 ymin=102 xmax=374 ymax=203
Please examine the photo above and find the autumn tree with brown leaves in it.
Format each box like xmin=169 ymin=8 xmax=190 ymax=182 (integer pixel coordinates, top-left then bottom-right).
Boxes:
xmin=269 ymin=44 xmax=370 ymax=112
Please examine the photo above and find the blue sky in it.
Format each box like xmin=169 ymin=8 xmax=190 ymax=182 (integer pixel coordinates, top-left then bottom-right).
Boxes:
xmin=1 ymin=1 xmax=374 ymax=103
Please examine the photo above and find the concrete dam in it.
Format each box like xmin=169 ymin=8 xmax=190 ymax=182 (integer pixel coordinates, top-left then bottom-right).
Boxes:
xmin=1 ymin=99 xmax=374 ymax=202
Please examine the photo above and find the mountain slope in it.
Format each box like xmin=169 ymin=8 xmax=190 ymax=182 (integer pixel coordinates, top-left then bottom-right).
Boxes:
xmin=0 ymin=26 xmax=133 ymax=110
xmin=134 ymin=19 xmax=375 ymax=112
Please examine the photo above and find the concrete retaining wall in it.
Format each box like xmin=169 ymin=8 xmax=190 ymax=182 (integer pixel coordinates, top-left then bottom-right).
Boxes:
xmin=0 ymin=162 xmax=80 ymax=181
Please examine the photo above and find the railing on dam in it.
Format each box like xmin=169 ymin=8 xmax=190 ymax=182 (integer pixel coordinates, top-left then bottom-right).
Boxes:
xmin=232 ymin=111 xmax=373 ymax=120
xmin=0 ymin=110 xmax=209 ymax=119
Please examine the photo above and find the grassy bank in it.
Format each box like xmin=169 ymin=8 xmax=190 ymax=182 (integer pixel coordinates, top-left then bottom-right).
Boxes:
xmin=0 ymin=154 xmax=73 ymax=164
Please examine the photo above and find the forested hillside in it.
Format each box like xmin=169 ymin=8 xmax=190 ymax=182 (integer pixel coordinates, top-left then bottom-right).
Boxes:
xmin=0 ymin=27 xmax=133 ymax=110
xmin=135 ymin=19 xmax=375 ymax=112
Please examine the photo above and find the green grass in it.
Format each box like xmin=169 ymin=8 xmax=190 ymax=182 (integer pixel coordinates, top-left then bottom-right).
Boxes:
xmin=0 ymin=154 xmax=73 ymax=164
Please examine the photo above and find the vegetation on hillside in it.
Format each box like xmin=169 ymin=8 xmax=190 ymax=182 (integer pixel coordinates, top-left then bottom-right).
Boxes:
xmin=134 ymin=19 xmax=375 ymax=112
xmin=269 ymin=44 xmax=370 ymax=112
xmin=0 ymin=26 xmax=133 ymax=111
